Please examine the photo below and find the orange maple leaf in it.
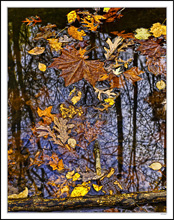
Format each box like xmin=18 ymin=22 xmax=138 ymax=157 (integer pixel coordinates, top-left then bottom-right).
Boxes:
xmin=37 ymin=106 xmax=56 ymax=121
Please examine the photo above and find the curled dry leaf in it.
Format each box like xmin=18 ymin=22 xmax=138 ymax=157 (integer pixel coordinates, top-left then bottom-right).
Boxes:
xmin=156 ymin=80 xmax=166 ymax=90
xmin=149 ymin=162 xmax=163 ymax=171
xmin=28 ymin=47 xmax=45 ymax=55
xmin=38 ymin=63 xmax=46 ymax=72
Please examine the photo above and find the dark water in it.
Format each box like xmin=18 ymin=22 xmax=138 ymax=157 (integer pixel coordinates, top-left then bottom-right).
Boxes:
xmin=8 ymin=8 xmax=166 ymax=212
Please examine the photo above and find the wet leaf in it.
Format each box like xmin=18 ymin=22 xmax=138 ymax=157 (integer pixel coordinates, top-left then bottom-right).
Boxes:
xmin=123 ymin=67 xmax=144 ymax=85
xmin=66 ymin=170 xmax=75 ymax=179
xmin=8 ymin=187 xmax=28 ymax=199
xmin=104 ymin=37 xmax=123 ymax=60
xmin=68 ymin=26 xmax=86 ymax=41
xmin=72 ymin=173 xmax=81 ymax=181
xmin=103 ymin=8 xmax=110 ymax=13
xmin=70 ymin=184 xmax=90 ymax=197
xmin=49 ymin=153 xmax=64 ymax=171
xmin=110 ymin=30 xmax=134 ymax=39
xmin=149 ymin=162 xmax=163 ymax=170
xmin=28 ymin=47 xmax=45 ymax=55
xmin=146 ymin=57 xmax=166 ymax=76
xmin=103 ymin=8 xmax=123 ymax=22
xmin=150 ymin=22 xmax=166 ymax=38
xmin=114 ymin=180 xmax=123 ymax=190
xmin=53 ymin=117 xmax=75 ymax=144
xmin=93 ymin=184 xmax=103 ymax=191
xmin=59 ymin=103 xmax=83 ymax=119
xmin=37 ymin=106 xmax=56 ymax=121
xmin=67 ymin=10 xmax=79 ymax=23
xmin=60 ymin=185 xmax=69 ymax=195
xmin=69 ymin=88 xmax=82 ymax=105
xmin=22 ymin=15 xmax=42 ymax=26
xmin=38 ymin=63 xmax=46 ymax=72
xmin=156 ymin=80 xmax=166 ymax=90
xmin=47 ymin=38 xmax=62 ymax=52
xmin=49 ymin=46 xmax=106 ymax=87
xmin=113 ymin=67 xmax=123 ymax=76
xmin=106 ymin=168 xmax=115 ymax=178
xmin=67 ymin=138 xmax=76 ymax=148
xmin=134 ymin=28 xmax=151 ymax=40
xmin=104 ymin=98 xmax=115 ymax=106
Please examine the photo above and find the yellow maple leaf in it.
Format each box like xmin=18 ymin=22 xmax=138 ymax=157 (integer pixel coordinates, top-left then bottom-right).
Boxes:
xmin=104 ymin=98 xmax=115 ymax=106
xmin=72 ymin=173 xmax=81 ymax=181
xmin=47 ymin=38 xmax=62 ymax=52
xmin=68 ymin=26 xmax=86 ymax=41
xmin=70 ymin=184 xmax=90 ymax=197
xmin=150 ymin=22 xmax=166 ymax=38
xmin=134 ymin=28 xmax=151 ymax=40
xmin=93 ymin=184 xmax=103 ymax=191
xmin=38 ymin=63 xmax=46 ymax=72
xmin=67 ymin=10 xmax=78 ymax=23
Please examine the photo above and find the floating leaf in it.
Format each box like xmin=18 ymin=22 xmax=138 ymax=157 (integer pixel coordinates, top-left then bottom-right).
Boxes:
xmin=103 ymin=8 xmax=110 ymax=13
xmin=110 ymin=30 xmax=135 ymax=39
xmin=68 ymin=138 xmax=76 ymax=148
xmin=47 ymin=38 xmax=62 ymax=52
xmin=113 ymin=67 xmax=122 ymax=76
xmin=106 ymin=168 xmax=115 ymax=178
xmin=37 ymin=106 xmax=56 ymax=121
xmin=68 ymin=26 xmax=86 ymax=41
xmin=70 ymin=184 xmax=90 ymax=197
xmin=28 ymin=47 xmax=45 ymax=55
xmin=49 ymin=153 xmax=64 ymax=171
xmin=134 ymin=28 xmax=151 ymax=40
xmin=38 ymin=63 xmax=46 ymax=72
xmin=66 ymin=170 xmax=75 ymax=179
xmin=60 ymin=185 xmax=69 ymax=195
xmin=103 ymin=8 xmax=123 ymax=22
xmin=49 ymin=46 xmax=106 ymax=87
xmin=149 ymin=162 xmax=163 ymax=171
xmin=104 ymin=37 xmax=123 ymax=60
xmin=93 ymin=184 xmax=103 ymax=191
xmin=69 ymin=88 xmax=82 ymax=105
xmin=156 ymin=80 xmax=166 ymax=90
xmin=104 ymin=98 xmax=115 ymax=106
xmin=59 ymin=103 xmax=83 ymax=119
xmin=67 ymin=10 xmax=78 ymax=23
xmin=72 ymin=173 xmax=81 ymax=181
xmin=150 ymin=22 xmax=166 ymax=38
xmin=22 ymin=15 xmax=42 ymax=26
xmin=8 ymin=187 xmax=28 ymax=199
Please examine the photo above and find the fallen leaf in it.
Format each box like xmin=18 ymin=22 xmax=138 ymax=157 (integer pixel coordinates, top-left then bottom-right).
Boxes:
xmin=69 ymin=88 xmax=82 ymax=105
xmin=104 ymin=98 xmax=115 ymax=106
xmin=68 ymin=138 xmax=76 ymax=148
xmin=59 ymin=103 xmax=83 ymax=118
xmin=47 ymin=38 xmax=62 ymax=52
xmin=150 ymin=22 xmax=166 ymax=38
xmin=113 ymin=180 xmax=123 ymax=190
xmin=68 ymin=26 xmax=86 ymax=41
xmin=67 ymin=10 xmax=79 ymax=23
xmin=123 ymin=67 xmax=144 ymax=85
xmin=22 ymin=16 xmax=42 ymax=26
xmin=149 ymin=162 xmax=163 ymax=171
xmin=70 ymin=184 xmax=90 ymax=197
xmin=103 ymin=8 xmax=123 ymax=22
xmin=146 ymin=57 xmax=166 ymax=76
xmin=110 ymin=30 xmax=134 ymax=39
xmin=134 ymin=28 xmax=151 ymax=40
xmin=93 ymin=184 xmax=103 ymax=191
xmin=8 ymin=187 xmax=28 ymax=199
xmin=49 ymin=153 xmax=64 ymax=171
xmin=66 ymin=170 xmax=75 ymax=179
xmin=103 ymin=8 xmax=110 ymax=13
xmin=38 ymin=63 xmax=46 ymax=72
xmin=28 ymin=47 xmax=45 ymax=55
xmin=104 ymin=37 xmax=123 ymax=60
xmin=60 ymin=185 xmax=69 ymax=195
xmin=49 ymin=46 xmax=106 ymax=87
xmin=37 ymin=106 xmax=56 ymax=121
xmin=113 ymin=67 xmax=123 ymax=76
xmin=156 ymin=80 xmax=166 ymax=90
xmin=106 ymin=168 xmax=115 ymax=178
xmin=72 ymin=173 xmax=81 ymax=181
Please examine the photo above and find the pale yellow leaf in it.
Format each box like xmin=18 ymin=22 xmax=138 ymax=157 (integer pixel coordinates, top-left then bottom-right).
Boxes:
xmin=93 ymin=184 xmax=103 ymax=192
xmin=8 ymin=187 xmax=28 ymax=199
xmin=156 ymin=80 xmax=166 ymax=90
xmin=68 ymin=138 xmax=76 ymax=148
xmin=103 ymin=8 xmax=110 ymax=12
xmin=70 ymin=185 xmax=90 ymax=197
xmin=71 ymin=91 xmax=82 ymax=104
xmin=113 ymin=67 xmax=123 ymax=76
xmin=149 ymin=162 xmax=162 ymax=171
xmin=28 ymin=47 xmax=45 ymax=55
xmin=38 ymin=63 xmax=47 ymax=72
xmin=134 ymin=28 xmax=151 ymax=40
xmin=66 ymin=170 xmax=75 ymax=179
xmin=72 ymin=173 xmax=81 ymax=181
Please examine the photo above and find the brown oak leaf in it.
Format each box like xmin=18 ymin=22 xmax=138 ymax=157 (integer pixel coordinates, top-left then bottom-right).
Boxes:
xmin=123 ymin=67 xmax=144 ymax=85
xmin=48 ymin=46 xmax=107 ymax=87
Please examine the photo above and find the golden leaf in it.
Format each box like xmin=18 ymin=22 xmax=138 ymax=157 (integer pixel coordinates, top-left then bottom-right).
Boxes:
xmin=156 ymin=80 xmax=166 ymax=90
xmin=106 ymin=168 xmax=115 ymax=178
xmin=72 ymin=173 xmax=81 ymax=181
xmin=49 ymin=155 xmax=64 ymax=171
xmin=47 ymin=38 xmax=62 ymax=52
xmin=103 ymin=8 xmax=110 ymax=13
xmin=134 ymin=28 xmax=151 ymax=40
xmin=67 ymin=10 xmax=78 ymax=23
xmin=92 ymin=184 xmax=103 ymax=191
xmin=38 ymin=63 xmax=46 ymax=72
xmin=60 ymin=104 xmax=83 ymax=119
xmin=8 ymin=187 xmax=28 ymax=199
xmin=71 ymin=91 xmax=82 ymax=105
xmin=28 ymin=47 xmax=45 ymax=55
xmin=104 ymin=98 xmax=115 ymax=106
xmin=68 ymin=138 xmax=76 ymax=148
xmin=70 ymin=184 xmax=90 ymax=197
xmin=149 ymin=162 xmax=163 ymax=171
xmin=60 ymin=185 xmax=69 ymax=195
xmin=114 ymin=180 xmax=123 ymax=190
xmin=150 ymin=22 xmax=166 ymax=38
xmin=68 ymin=26 xmax=86 ymax=41
xmin=66 ymin=170 xmax=75 ymax=179
xmin=37 ymin=106 xmax=56 ymax=121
